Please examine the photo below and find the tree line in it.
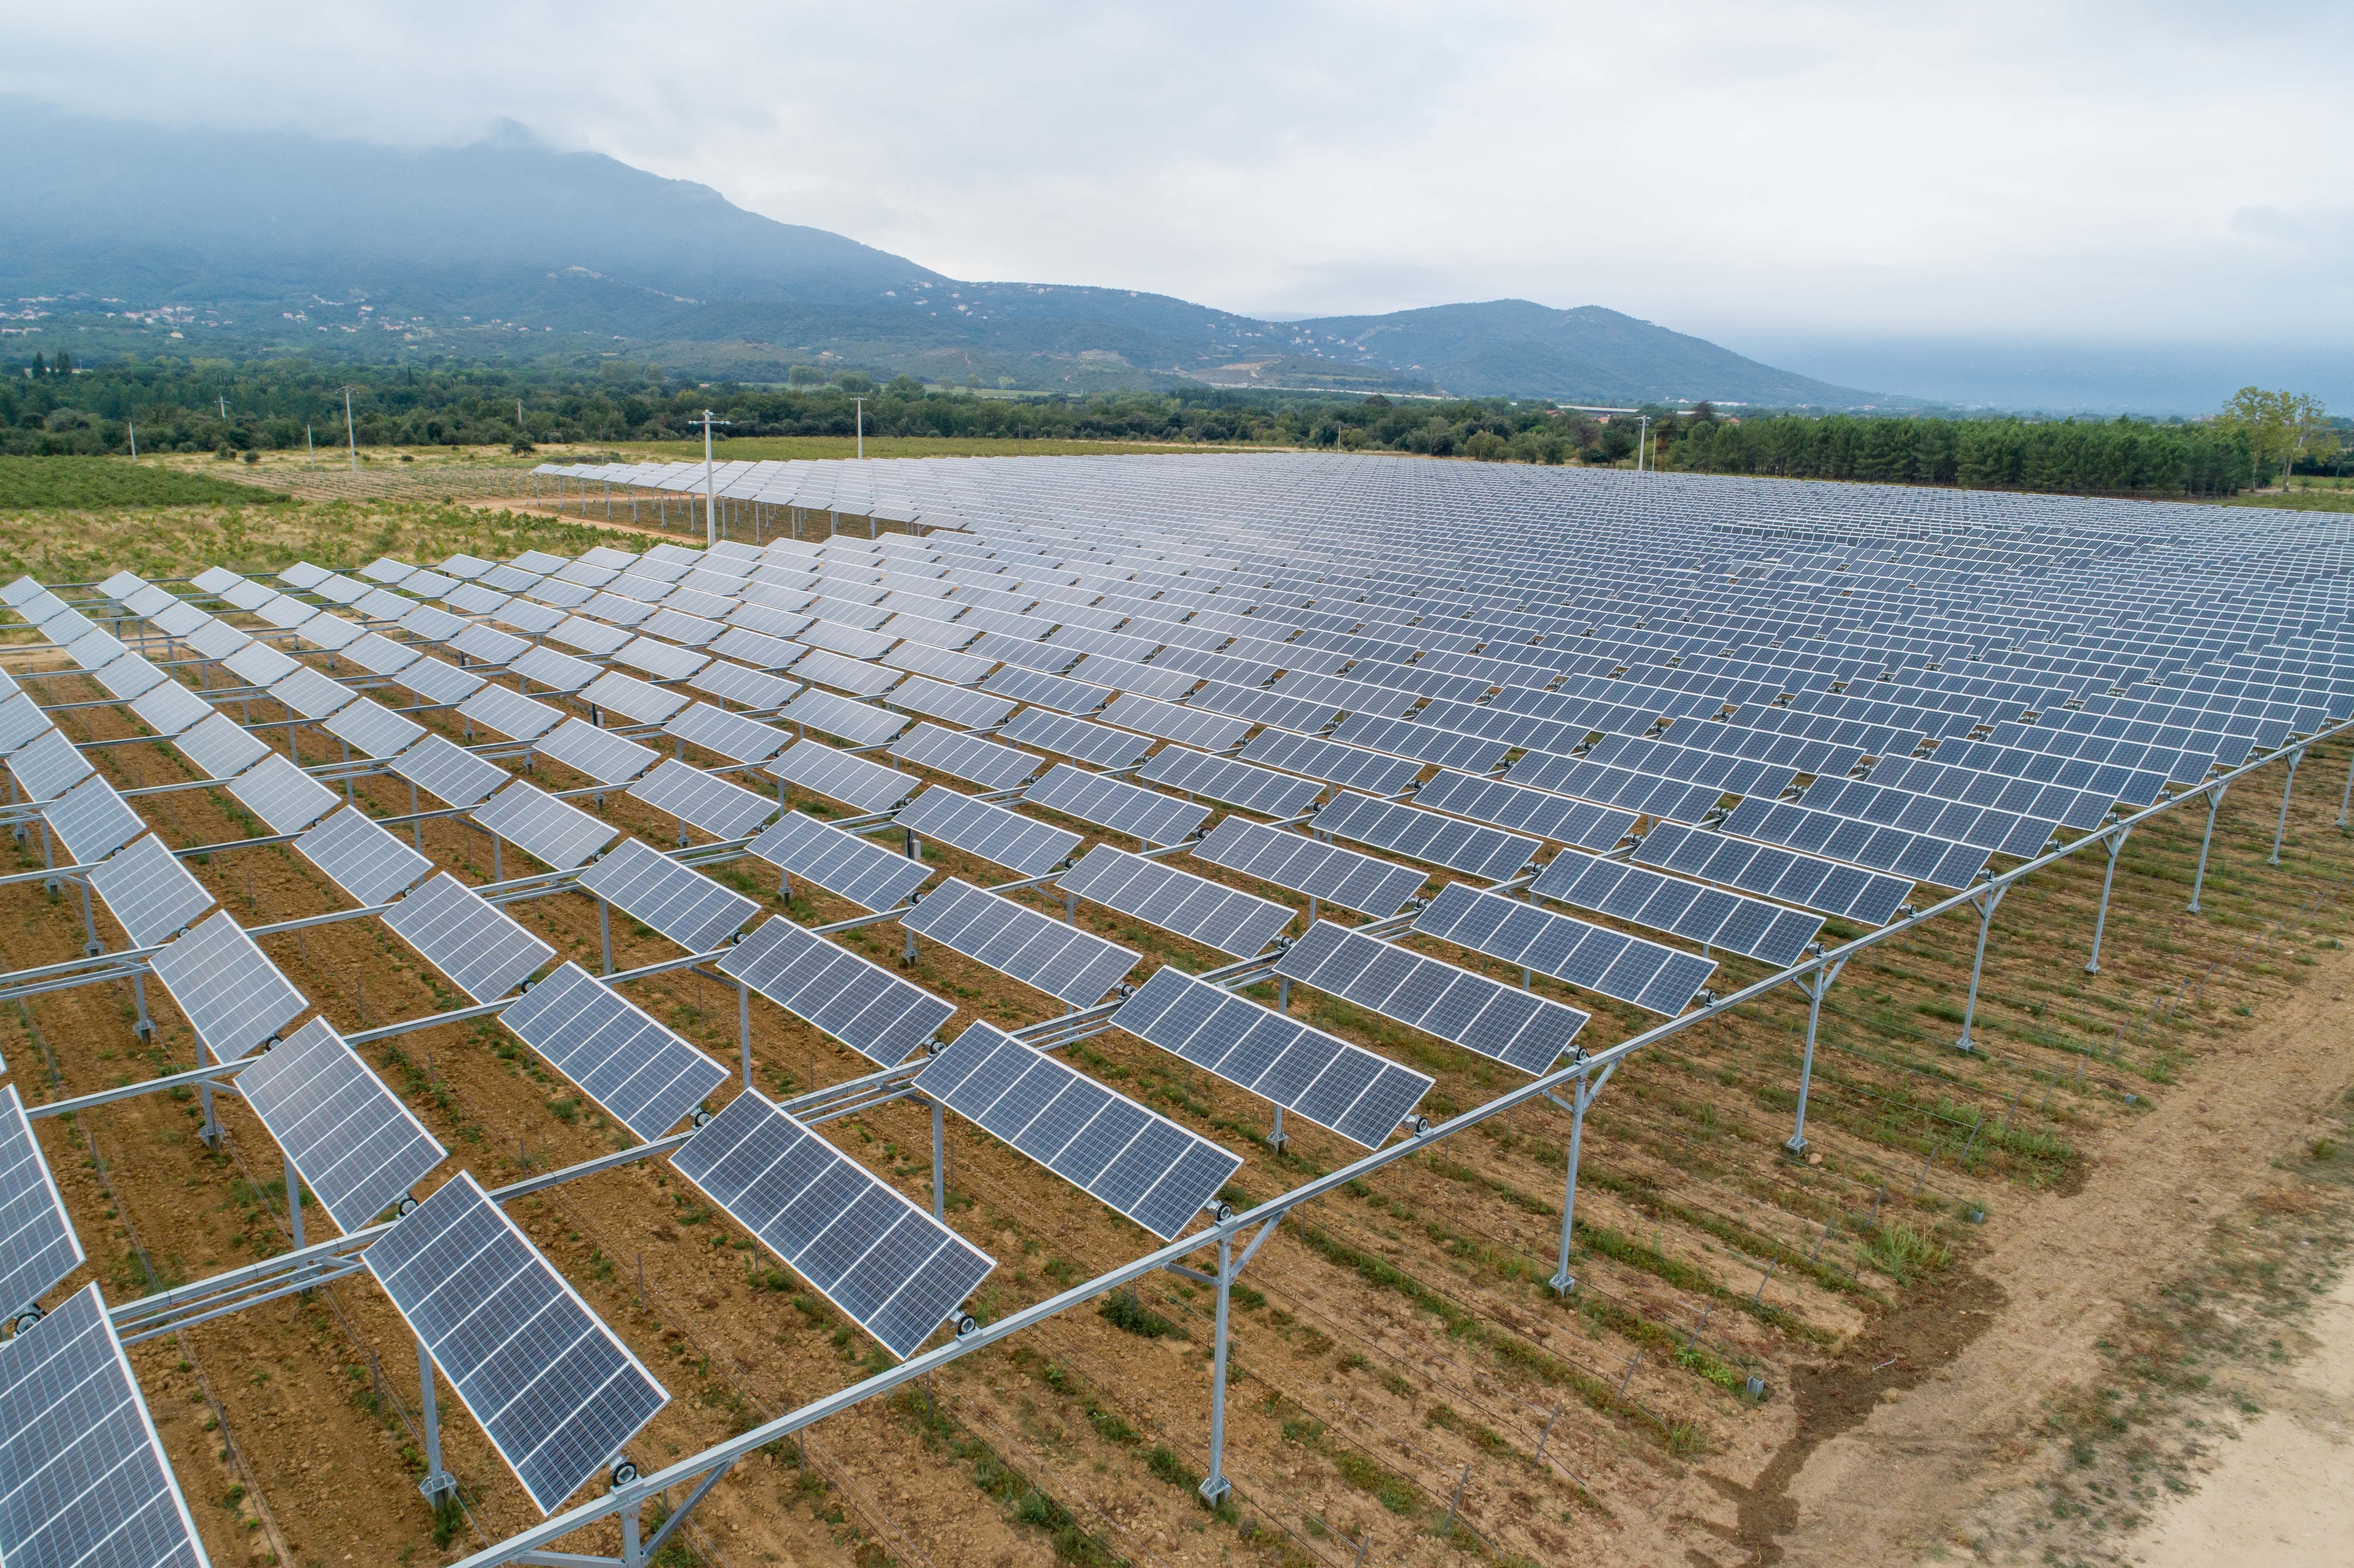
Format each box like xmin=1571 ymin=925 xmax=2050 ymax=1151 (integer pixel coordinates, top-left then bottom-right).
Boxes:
xmin=5 ymin=352 xmax=2340 ymax=500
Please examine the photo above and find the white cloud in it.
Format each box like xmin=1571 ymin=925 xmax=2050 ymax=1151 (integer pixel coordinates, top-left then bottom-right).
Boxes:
xmin=3 ymin=0 xmax=2348 ymax=344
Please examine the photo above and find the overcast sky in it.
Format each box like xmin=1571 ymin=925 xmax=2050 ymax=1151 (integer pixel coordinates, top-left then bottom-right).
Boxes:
xmin=9 ymin=1 xmax=2348 ymax=355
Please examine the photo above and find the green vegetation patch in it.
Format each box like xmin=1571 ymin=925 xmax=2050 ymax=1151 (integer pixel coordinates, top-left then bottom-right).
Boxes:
xmin=0 ymin=457 xmax=284 ymax=510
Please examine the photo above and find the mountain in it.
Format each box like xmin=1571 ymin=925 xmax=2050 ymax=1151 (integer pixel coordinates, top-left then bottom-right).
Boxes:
xmin=0 ymin=103 xmax=1900 ymax=407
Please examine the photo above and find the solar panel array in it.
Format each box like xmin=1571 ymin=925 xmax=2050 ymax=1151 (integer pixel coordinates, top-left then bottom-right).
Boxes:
xmin=747 ymin=808 xmax=934 ymax=911
xmin=1414 ymin=882 xmax=1718 ymax=1016
xmin=499 ymin=963 xmax=730 ymax=1139
xmin=902 ymin=878 xmax=1139 ymax=1005
xmin=718 ymin=917 xmax=956 ymax=1065
xmin=237 ymin=1018 xmax=447 ymax=1232
xmin=0 ymin=1084 xmax=83 ymax=1314
xmin=1276 ymin=921 xmax=1588 ymax=1074
xmin=1058 ymin=845 xmax=1293 ymax=957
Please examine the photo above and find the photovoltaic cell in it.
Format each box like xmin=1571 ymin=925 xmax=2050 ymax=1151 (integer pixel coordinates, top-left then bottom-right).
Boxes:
xmin=915 ymin=1021 xmax=1239 ymax=1239
xmin=224 ymin=752 xmax=340 ymax=835
xmin=322 ymin=698 xmax=427 ymax=759
xmin=1312 ymin=791 xmax=1538 ymax=880
xmin=0 ymin=1284 xmax=207 ymax=1568
xmin=1413 ymin=771 xmax=1637 ymax=852
xmin=718 ymin=918 xmax=954 ymax=1066
xmin=149 ymin=910 xmax=307 ymax=1061
xmin=670 ymin=1092 xmax=993 ymax=1358
xmin=87 ymin=834 xmax=215 ymax=946
xmin=1115 ymin=967 xmax=1430 ymax=1148
xmin=1137 ymin=745 xmax=1321 ymax=818
xmin=1189 ymin=815 xmax=1426 ymax=916
xmin=663 ymin=701 xmax=789 ymax=764
xmin=998 ymin=708 xmax=1153 ymax=768
xmin=44 ymin=775 xmax=149 ymax=865
xmin=458 ymin=682 xmax=563 ymax=743
xmin=8 ymin=727 xmax=94 ymax=801
xmin=389 ymin=733 xmax=511 ymax=807
xmin=473 ymin=781 xmax=622 ymax=871
xmin=1276 ymin=921 xmax=1588 ymax=1073
xmin=1023 ymin=763 xmax=1210 ymax=845
xmin=0 ymin=1083 xmax=84 ymax=1313
xmin=1414 ymin=881 xmax=1717 ymax=1016
xmin=381 ymin=873 xmax=554 ymax=1001
xmin=175 ymin=712 xmax=270 ymax=781
xmin=892 ymin=722 xmax=1041 ymax=791
xmin=365 ymin=1173 xmax=668 ymax=1514
xmin=1058 ymin=846 xmax=1292 ymax=957
xmin=901 ymin=878 xmax=1139 ymax=1005
xmin=1528 ymin=851 xmax=1824 ymax=967
xmin=1632 ymin=822 xmax=1912 ymax=925
xmin=780 ymin=687 xmax=909 ymax=747
xmin=768 ymin=739 xmax=918 ymax=814
xmin=576 ymin=837 xmax=760 ymax=952
xmin=296 ymin=804 xmax=434 ymax=906
xmin=746 ymin=810 xmax=933 ymax=912
xmin=236 ymin=1017 xmax=445 ymax=1233
xmin=535 ymin=719 xmax=660 ymax=786
xmin=625 ymin=758 xmax=778 ymax=839
xmin=896 ymin=787 xmax=1081 ymax=877
xmin=499 ymin=964 xmax=729 ymax=1139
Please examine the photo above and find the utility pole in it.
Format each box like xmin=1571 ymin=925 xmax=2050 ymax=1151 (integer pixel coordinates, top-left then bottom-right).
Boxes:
xmin=218 ymin=394 xmax=227 ymax=420
xmin=127 ymin=422 xmax=137 ymax=460
xmin=305 ymin=424 xmax=315 ymax=469
xmin=853 ymin=396 xmax=865 ymax=461
xmin=344 ymin=388 xmax=359 ymax=473
xmin=697 ymin=409 xmax=733 ymax=548
xmin=1637 ymin=413 xmax=1652 ymax=473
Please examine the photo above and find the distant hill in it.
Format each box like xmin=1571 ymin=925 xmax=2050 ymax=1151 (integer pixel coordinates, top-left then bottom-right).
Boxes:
xmin=0 ymin=103 xmax=1902 ymax=407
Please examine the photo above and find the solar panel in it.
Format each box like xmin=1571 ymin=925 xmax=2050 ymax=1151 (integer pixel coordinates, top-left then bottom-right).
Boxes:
xmin=1722 ymin=796 xmax=1989 ymax=890
xmin=1529 ymin=850 xmax=1824 ymax=966
xmin=624 ymin=758 xmax=777 ymax=839
xmin=918 ymin=1020 xmax=1239 ymax=1239
xmin=1313 ymin=791 xmax=1538 ymax=880
xmin=0 ymin=1284 xmax=207 ymax=1568
xmin=719 ymin=917 xmax=954 ymax=1065
xmin=1414 ymin=882 xmax=1716 ymax=1016
xmin=1413 ymin=771 xmax=1637 ymax=851
xmin=746 ymin=810 xmax=933 ymax=911
xmin=767 ymin=739 xmax=917 ymax=815
xmin=224 ymin=752 xmax=339 ymax=835
xmin=576 ymin=837 xmax=760 ymax=951
xmin=511 ymin=646 xmax=601 ymax=694
xmin=296 ymin=804 xmax=434 ymax=905
xmin=0 ymin=1083 xmax=83 ymax=1313
xmin=549 ymin=617 xmax=632 ymax=658
xmin=688 ymin=657 xmax=803 ymax=712
xmin=1189 ymin=816 xmax=1426 ymax=916
xmin=780 ymin=687 xmax=909 ymax=747
xmin=892 ymin=722 xmax=1041 ymax=791
xmin=365 ymin=1172 xmax=669 ymax=1515
xmin=93 ymin=655 xmax=167 ymax=701
xmin=1632 ymin=821 xmax=1913 ymax=926
xmin=321 ymin=698 xmax=426 ymax=759
xmin=1330 ymin=713 xmax=1508 ymax=772
xmin=173 ymin=711 xmax=268 ymax=781
xmin=499 ymin=963 xmax=729 ymax=1139
xmin=389 ymin=733 xmax=510 ymax=807
xmin=0 ymin=691 xmax=54 ymax=754
xmin=536 ymin=719 xmax=660 ymax=786
xmin=998 ymin=707 xmax=1154 ymax=768
xmin=87 ymin=833 xmax=215 ymax=946
xmin=8 ymin=727 xmax=94 ymax=801
xmin=1238 ymin=729 xmax=1421 ymax=794
xmin=901 ymin=878 xmax=1138 ymax=1005
xmin=1116 ymin=967 xmax=1431 ymax=1148
xmin=267 ymin=665 xmax=357 ymax=719
xmin=473 ymin=782 xmax=621 ymax=871
xmin=1023 ymin=763 xmax=1210 ymax=846
xmin=1276 ymin=921 xmax=1588 ymax=1074
xmin=457 ymin=682 xmax=563 ymax=742
xmin=1137 ymin=745 xmax=1321 ymax=818
xmin=381 ymin=873 xmax=554 ymax=1001
xmin=883 ymin=640 xmax=993 ymax=686
xmin=451 ymin=623 xmax=531 ymax=665
xmin=671 ymin=1091 xmax=993 ymax=1358
xmin=223 ymin=640 xmax=299 ymax=686
xmin=890 ymin=676 xmax=1015 ymax=731
xmin=149 ymin=910 xmax=307 ymax=1060
xmin=182 ymin=618 xmax=252 ymax=662
xmin=44 ymin=775 xmax=149 ymax=865
xmin=578 ymin=672 xmax=689 ymax=728
xmin=896 ymin=787 xmax=1081 ymax=877
xmin=1099 ymin=692 xmax=1251 ymax=750
xmin=706 ymin=626 xmax=805 ymax=670
xmin=236 ymin=1017 xmax=445 ymax=1233
xmin=663 ymin=702 xmax=789 ymax=764
xmin=1058 ymin=845 xmax=1292 ymax=956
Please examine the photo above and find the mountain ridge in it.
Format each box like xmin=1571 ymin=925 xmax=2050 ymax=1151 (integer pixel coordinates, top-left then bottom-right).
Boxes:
xmin=0 ymin=103 xmax=1904 ymax=407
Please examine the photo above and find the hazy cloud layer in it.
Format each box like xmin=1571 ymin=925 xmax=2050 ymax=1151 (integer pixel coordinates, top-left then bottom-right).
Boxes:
xmin=8 ymin=1 xmax=2347 ymax=352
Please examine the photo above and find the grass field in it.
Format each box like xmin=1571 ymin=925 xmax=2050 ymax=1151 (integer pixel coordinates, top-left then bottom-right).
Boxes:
xmin=0 ymin=455 xmax=293 ymax=510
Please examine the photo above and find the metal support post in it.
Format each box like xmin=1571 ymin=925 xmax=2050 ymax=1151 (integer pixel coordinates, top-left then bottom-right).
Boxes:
xmin=2339 ymin=747 xmax=2354 ymax=829
xmin=286 ymin=1153 xmax=304 ymax=1256
xmin=1954 ymin=878 xmax=2008 ymax=1053
xmin=197 ymin=1080 xmax=222 ymax=1149
xmin=2084 ymin=824 xmax=2133 ymax=974
xmin=130 ymin=971 xmax=153 ymax=1039
xmin=620 ymin=1501 xmax=642 ymax=1568
xmin=1199 ymin=1233 xmax=1235 ymax=1506
xmin=1784 ymin=954 xmax=1848 ymax=1155
xmin=931 ymin=1099 xmax=945 ymax=1220
xmin=2189 ymin=782 xmax=2228 ymax=912
xmin=417 ymin=1334 xmax=457 ymax=1504
xmin=737 ymin=982 xmax=753 ymax=1091
xmin=409 ymin=780 xmax=424 ymax=849
xmin=2270 ymin=746 xmax=2304 ymax=866
xmin=1267 ymin=1104 xmax=1287 ymax=1153
xmin=1550 ymin=1071 xmax=1590 ymax=1294
xmin=77 ymin=877 xmax=101 ymax=957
